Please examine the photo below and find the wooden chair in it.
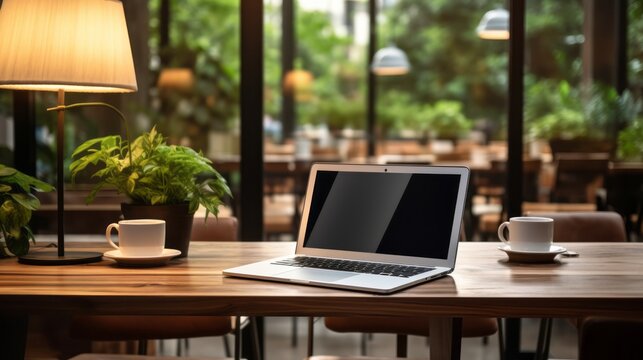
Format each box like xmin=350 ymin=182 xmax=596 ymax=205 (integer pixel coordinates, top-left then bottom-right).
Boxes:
xmin=471 ymin=159 xmax=542 ymax=240
xmin=69 ymin=217 xmax=259 ymax=360
xmin=525 ymin=211 xmax=626 ymax=243
xmin=525 ymin=211 xmax=627 ymax=360
xmin=578 ymin=317 xmax=643 ymax=360
xmin=550 ymin=153 xmax=609 ymax=203
xmin=306 ymin=231 xmax=502 ymax=360
xmin=311 ymin=317 xmax=500 ymax=358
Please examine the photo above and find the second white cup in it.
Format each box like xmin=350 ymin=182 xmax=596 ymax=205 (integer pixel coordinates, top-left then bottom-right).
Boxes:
xmin=497 ymin=216 xmax=553 ymax=252
xmin=105 ymin=219 xmax=166 ymax=257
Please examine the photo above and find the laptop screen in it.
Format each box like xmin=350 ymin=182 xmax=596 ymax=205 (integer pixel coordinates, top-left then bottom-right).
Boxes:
xmin=302 ymin=170 xmax=461 ymax=260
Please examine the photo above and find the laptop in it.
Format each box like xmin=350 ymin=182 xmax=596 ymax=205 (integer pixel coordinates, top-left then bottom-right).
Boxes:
xmin=223 ymin=163 xmax=470 ymax=294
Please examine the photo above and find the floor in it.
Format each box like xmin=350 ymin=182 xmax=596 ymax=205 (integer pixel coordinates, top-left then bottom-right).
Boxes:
xmin=159 ymin=317 xmax=579 ymax=360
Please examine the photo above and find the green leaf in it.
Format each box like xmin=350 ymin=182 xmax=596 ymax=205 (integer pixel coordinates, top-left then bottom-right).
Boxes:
xmin=0 ymin=184 xmax=11 ymax=192
xmin=5 ymin=227 xmax=30 ymax=256
xmin=0 ymin=166 xmax=17 ymax=177
xmin=8 ymin=192 xmax=40 ymax=211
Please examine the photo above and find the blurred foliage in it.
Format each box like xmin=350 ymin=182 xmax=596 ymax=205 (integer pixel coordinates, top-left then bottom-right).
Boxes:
xmin=148 ymin=0 xmax=240 ymax=151
xmin=525 ymin=80 xmax=585 ymax=139
xmin=144 ymin=0 xmax=641 ymax=145
xmin=629 ymin=0 xmax=643 ymax=89
xmin=526 ymin=80 xmax=642 ymax=140
xmin=618 ymin=117 xmax=643 ymax=160
xmin=376 ymin=92 xmax=471 ymax=139
xmin=377 ymin=92 xmax=428 ymax=137
xmin=425 ymin=100 xmax=473 ymax=139
xmin=299 ymin=97 xmax=364 ymax=131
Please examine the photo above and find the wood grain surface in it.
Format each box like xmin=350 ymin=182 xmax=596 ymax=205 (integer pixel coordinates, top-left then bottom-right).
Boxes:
xmin=1 ymin=241 xmax=643 ymax=319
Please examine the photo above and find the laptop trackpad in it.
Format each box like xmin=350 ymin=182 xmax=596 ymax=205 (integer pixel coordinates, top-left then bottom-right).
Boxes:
xmin=281 ymin=268 xmax=355 ymax=283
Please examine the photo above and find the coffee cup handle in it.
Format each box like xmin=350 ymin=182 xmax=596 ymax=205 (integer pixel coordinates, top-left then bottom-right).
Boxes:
xmin=105 ymin=223 xmax=120 ymax=250
xmin=497 ymin=221 xmax=510 ymax=245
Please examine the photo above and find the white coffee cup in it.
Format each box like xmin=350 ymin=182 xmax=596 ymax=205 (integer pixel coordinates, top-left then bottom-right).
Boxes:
xmin=497 ymin=216 xmax=554 ymax=252
xmin=105 ymin=219 xmax=166 ymax=256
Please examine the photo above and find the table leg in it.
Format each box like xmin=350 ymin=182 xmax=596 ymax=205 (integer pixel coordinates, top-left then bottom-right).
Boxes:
xmin=504 ymin=318 xmax=537 ymax=359
xmin=242 ymin=316 xmax=264 ymax=360
xmin=429 ymin=317 xmax=462 ymax=360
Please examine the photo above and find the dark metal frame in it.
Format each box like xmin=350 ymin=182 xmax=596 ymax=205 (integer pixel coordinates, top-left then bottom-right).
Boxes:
xmin=366 ymin=0 xmax=377 ymax=157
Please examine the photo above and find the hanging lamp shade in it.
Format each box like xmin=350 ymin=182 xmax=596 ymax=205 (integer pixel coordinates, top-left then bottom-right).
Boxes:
xmin=157 ymin=68 xmax=195 ymax=91
xmin=476 ymin=7 xmax=510 ymax=40
xmin=371 ymin=45 xmax=411 ymax=76
xmin=0 ymin=0 xmax=137 ymax=93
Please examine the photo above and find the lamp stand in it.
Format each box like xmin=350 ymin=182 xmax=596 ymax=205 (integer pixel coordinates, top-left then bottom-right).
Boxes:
xmin=18 ymin=89 xmax=103 ymax=265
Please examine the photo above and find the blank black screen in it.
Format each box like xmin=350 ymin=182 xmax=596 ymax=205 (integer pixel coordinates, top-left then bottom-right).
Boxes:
xmin=303 ymin=171 xmax=461 ymax=259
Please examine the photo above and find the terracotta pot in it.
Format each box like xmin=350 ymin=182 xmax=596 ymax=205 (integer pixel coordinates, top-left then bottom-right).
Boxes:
xmin=121 ymin=203 xmax=194 ymax=258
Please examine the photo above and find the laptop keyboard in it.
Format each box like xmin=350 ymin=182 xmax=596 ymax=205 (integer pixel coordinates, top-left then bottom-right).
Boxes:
xmin=272 ymin=256 xmax=434 ymax=278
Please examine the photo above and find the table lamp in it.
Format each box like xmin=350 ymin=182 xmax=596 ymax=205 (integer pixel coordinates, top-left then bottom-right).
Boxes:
xmin=0 ymin=0 xmax=138 ymax=265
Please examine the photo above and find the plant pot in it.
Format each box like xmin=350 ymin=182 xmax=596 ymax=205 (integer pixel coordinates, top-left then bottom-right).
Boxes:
xmin=549 ymin=138 xmax=615 ymax=158
xmin=121 ymin=202 xmax=194 ymax=258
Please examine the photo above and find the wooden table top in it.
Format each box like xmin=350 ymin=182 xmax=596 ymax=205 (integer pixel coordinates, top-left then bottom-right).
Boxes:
xmin=1 ymin=241 xmax=642 ymax=319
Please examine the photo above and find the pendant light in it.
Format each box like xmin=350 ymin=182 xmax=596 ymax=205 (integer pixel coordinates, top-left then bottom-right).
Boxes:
xmin=477 ymin=7 xmax=510 ymax=40
xmin=371 ymin=44 xmax=411 ymax=76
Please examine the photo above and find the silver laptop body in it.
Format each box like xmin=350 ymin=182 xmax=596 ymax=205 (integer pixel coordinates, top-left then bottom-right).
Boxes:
xmin=223 ymin=163 xmax=470 ymax=294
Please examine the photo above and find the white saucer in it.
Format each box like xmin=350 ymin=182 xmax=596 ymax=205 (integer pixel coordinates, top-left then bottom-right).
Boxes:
xmin=498 ymin=244 xmax=567 ymax=263
xmin=103 ymin=249 xmax=181 ymax=267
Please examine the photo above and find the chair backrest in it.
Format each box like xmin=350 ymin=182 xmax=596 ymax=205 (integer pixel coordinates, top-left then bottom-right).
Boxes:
xmin=526 ymin=211 xmax=626 ymax=242
xmin=552 ymin=153 xmax=609 ymax=203
xmin=489 ymin=158 xmax=542 ymax=202
xmin=191 ymin=216 xmax=238 ymax=242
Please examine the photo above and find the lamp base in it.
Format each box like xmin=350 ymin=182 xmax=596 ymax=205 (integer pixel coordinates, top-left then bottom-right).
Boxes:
xmin=18 ymin=250 xmax=103 ymax=265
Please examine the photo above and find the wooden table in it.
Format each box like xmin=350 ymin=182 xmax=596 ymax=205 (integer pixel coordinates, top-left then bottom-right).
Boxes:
xmin=2 ymin=241 xmax=643 ymax=360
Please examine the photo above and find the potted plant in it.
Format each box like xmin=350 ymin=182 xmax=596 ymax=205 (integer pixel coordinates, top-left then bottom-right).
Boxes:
xmin=425 ymin=100 xmax=473 ymax=142
xmin=525 ymin=81 xmax=640 ymax=157
xmin=70 ymin=127 xmax=231 ymax=257
xmin=0 ymin=164 xmax=54 ymax=257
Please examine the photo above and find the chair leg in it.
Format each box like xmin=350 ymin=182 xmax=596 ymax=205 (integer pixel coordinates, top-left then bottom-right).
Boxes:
xmin=137 ymin=339 xmax=147 ymax=355
xmin=396 ymin=334 xmax=408 ymax=358
xmin=307 ymin=316 xmax=314 ymax=357
xmin=251 ymin=317 xmax=262 ymax=360
xmin=535 ymin=318 xmax=553 ymax=360
xmin=360 ymin=333 xmax=368 ymax=355
xmin=542 ymin=318 xmax=553 ymax=360
xmin=497 ymin=318 xmax=505 ymax=360
xmin=223 ymin=335 xmax=231 ymax=357
xmin=291 ymin=316 xmax=298 ymax=347
xmin=234 ymin=316 xmax=242 ymax=360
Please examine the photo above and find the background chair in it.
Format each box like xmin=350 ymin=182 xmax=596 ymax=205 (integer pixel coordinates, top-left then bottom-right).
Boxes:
xmin=471 ymin=158 xmax=542 ymax=240
xmin=525 ymin=211 xmax=627 ymax=360
xmin=526 ymin=211 xmax=626 ymax=243
xmin=69 ymin=216 xmax=259 ymax=360
xmin=315 ymin=316 xmax=500 ymax=358
xmin=550 ymin=153 xmax=609 ymax=203
xmin=306 ymin=230 xmax=502 ymax=360
xmin=579 ymin=317 xmax=643 ymax=360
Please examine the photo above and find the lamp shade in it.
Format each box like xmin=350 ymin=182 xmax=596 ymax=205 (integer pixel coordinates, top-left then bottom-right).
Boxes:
xmin=283 ymin=69 xmax=314 ymax=101
xmin=476 ymin=7 xmax=510 ymax=40
xmin=0 ymin=0 xmax=137 ymax=93
xmin=157 ymin=68 xmax=195 ymax=91
xmin=371 ymin=45 xmax=411 ymax=76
